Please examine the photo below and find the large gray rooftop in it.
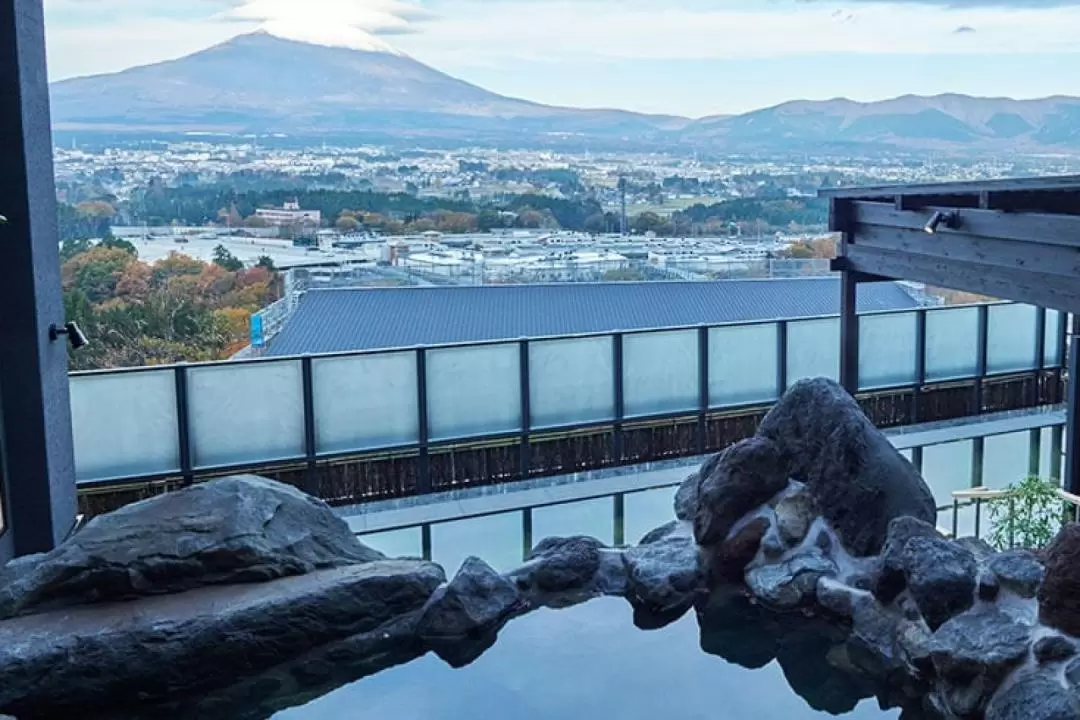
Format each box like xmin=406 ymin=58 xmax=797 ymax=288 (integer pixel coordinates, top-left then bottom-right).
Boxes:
xmin=264 ymin=277 xmax=920 ymax=356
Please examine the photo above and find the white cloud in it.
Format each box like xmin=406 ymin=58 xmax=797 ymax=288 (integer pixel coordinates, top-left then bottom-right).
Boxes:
xmin=217 ymin=0 xmax=430 ymax=52
xmin=42 ymin=0 xmax=1080 ymax=83
xmin=391 ymin=0 xmax=1080 ymax=66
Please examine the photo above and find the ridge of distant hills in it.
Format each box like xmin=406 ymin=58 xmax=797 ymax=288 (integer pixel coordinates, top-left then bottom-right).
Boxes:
xmin=50 ymin=32 xmax=1080 ymax=153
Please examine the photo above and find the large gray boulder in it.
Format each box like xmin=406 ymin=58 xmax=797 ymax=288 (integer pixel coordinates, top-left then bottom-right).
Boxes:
xmin=746 ymin=547 xmax=837 ymax=610
xmin=757 ymin=378 xmax=936 ymax=557
xmin=873 ymin=516 xmax=943 ymax=603
xmin=986 ymin=671 xmax=1080 ymax=720
xmin=0 ymin=560 xmax=443 ymax=717
xmin=1040 ymin=524 xmax=1080 ymax=636
xmin=416 ymin=557 xmax=524 ymax=666
xmin=674 ymin=470 xmax=701 ymax=522
xmin=508 ymin=536 xmax=625 ymax=606
xmin=987 ymin=550 xmax=1045 ymax=599
xmin=932 ymin=608 xmax=1032 ymax=717
xmin=903 ymin=536 xmax=977 ymax=630
xmin=693 ymin=436 xmax=790 ymax=547
xmin=624 ymin=534 xmax=703 ymax=616
xmin=0 ymin=475 xmax=383 ymax=621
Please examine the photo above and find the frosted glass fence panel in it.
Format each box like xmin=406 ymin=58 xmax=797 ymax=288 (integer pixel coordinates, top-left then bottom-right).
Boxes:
xmin=786 ymin=317 xmax=839 ymax=386
xmin=530 ymin=336 xmax=614 ymax=428
xmin=312 ymin=352 xmax=418 ymax=454
xmin=623 ymin=329 xmax=699 ymax=417
xmin=859 ymin=312 xmax=917 ymax=389
xmin=925 ymin=307 xmax=979 ymax=382
xmin=71 ymin=370 xmax=180 ymax=481
xmin=427 ymin=343 xmax=520 ymax=441
xmin=921 ymin=439 xmax=975 ymax=538
xmin=987 ymin=304 xmax=1037 ymax=374
xmin=709 ymin=323 xmax=779 ymax=406
xmin=982 ymin=432 xmax=1033 ymax=490
xmin=1045 ymin=310 xmax=1063 ymax=366
xmin=188 ymin=360 xmax=305 ymax=468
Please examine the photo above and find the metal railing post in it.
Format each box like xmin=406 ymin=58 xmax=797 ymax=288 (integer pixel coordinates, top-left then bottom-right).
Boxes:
xmin=913 ymin=308 xmax=926 ymax=423
xmin=697 ymin=326 xmax=709 ymax=454
xmin=613 ymin=333 xmax=625 ymax=462
xmin=519 ymin=339 xmax=531 ymax=479
xmin=174 ymin=366 xmax=193 ymax=486
xmin=416 ymin=348 xmax=430 ymax=494
xmin=776 ymin=320 xmax=788 ymax=395
xmin=301 ymin=356 xmax=317 ymax=493
xmin=613 ymin=493 xmax=625 ymax=547
xmin=974 ymin=305 xmax=989 ymax=414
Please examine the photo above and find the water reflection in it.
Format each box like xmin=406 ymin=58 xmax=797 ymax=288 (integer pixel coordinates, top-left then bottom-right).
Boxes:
xmin=265 ymin=597 xmax=898 ymax=720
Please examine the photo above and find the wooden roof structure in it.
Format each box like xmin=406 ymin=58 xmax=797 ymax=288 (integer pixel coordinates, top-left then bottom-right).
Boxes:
xmin=822 ymin=175 xmax=1080 ymax=492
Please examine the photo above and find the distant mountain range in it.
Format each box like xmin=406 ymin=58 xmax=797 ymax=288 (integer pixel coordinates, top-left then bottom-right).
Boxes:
xmin=50 ymin=32 xmax=1080 ymax=153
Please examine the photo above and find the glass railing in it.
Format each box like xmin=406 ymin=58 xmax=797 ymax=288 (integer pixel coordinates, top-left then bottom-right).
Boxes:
xmin=69 ymin=302 xmax=1065 ymax=489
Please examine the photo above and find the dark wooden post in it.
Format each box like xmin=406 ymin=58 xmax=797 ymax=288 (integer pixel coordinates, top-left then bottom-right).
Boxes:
xmin=0 ymin=0 xmax=78 ymax=559
xmin=1066 ymin=335 xmax=1080 ymax=494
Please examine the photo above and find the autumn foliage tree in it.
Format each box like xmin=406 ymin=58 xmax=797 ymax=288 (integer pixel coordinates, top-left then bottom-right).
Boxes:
xmin=61 ymin=245 xmax=280 ymax=370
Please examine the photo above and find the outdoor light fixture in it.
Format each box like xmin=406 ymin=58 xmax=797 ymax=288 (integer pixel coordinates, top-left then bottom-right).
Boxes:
xmin=49 ymin=321 xmax=89 ymax=350
xmin=924 ymin=210 xmax=960 ymax=235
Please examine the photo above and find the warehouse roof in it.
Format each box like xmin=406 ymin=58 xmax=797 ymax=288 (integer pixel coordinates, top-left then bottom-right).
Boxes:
xmin=263 ymin=278 xmax=920 ymax=356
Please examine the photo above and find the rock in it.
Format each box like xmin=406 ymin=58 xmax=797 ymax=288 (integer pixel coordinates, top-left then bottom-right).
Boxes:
xmin=955 ymin=536 xmax=996 ymax=560
xmin=1034 ymin=635 xmax=1077 ymax=664
xmin=815 ymin=576 xmax=866 ymax=618
xmin=150 ymin=612 xmax=425 ymax=720
xmin=847 ymin=599 xmax=905 ymax=678
xmin=416 ymin=557 xmax=523 ymax=665
xmin=903 ymin=536 xmax=977 ymax=630
xmin=693 ymin=436 xmax=790 ymax=547
xmin=509 ymin=536 xmax=625 ymax=605
xmin=761 ymin=528 xmax=788 ymax=560
xmin=986 ymin=671 xmax=1080 ymax=720
xmin=988 ymin=550 xmax=1045 ymax=598
xmin=1040 ymin=524 xmax=1080 ymax=636
xmin=932 ymin=608 xmax=1032 ymax=717
xmin=0 ymin=475 xmax=384 ymax=621
xmin=624 ymin=535 xmax=703 ymax=616
xmin=757 ymin=378 xmax=936 ymax=557
xmin=713 ymin=516 xmax=769 ymax=581
xmin=896 ymin=620 xmax=937 ymax=679
xmin=674 ymin=471 xmax=701 ymax=522
xmin=746 ymin=548 xmax=837 ymax=610
xmin=1066 ymin=655 xmax=1080 ymax=691
xmin=815 ymin=529 xmax=834 ymax=554
xmin=978 ymin=570 xmax=1001 ymax=601
xmin=774 ymin=485 xmax=818 ymax=546
xmin=0 ymin=560 xmax=443 ymax=717
xmin=639 ymin=520 xmax=679 ymax=545
xmin=874 ymin=517 xmax=943 ymax=603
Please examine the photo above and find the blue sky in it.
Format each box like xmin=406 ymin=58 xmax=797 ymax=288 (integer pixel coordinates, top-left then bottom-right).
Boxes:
xmin=43 ymin=0 xmax=1080 ymax=116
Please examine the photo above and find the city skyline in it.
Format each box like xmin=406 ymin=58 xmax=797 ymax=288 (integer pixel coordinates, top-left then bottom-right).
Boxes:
xmin=45 ymin=0 xmax=1080 ymax=117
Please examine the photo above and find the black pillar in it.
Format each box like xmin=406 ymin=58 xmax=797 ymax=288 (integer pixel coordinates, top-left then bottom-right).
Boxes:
xmin=0 ymin=0 xmax=78 ymax=559
xmin=1066 ymin=335 xmax=1080 ymax=494
xmin=839 ymin=270 xmax=859 ymax=395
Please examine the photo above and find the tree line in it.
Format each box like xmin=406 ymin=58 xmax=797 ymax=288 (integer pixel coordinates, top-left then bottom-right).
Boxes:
xmin=61 ymin=242 xmax=280 ymax=370
xmin=60 ymin=184 xmax=828 ymax=241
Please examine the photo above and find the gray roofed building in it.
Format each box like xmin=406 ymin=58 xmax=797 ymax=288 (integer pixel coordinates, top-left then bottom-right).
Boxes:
xmin=263 ymin=278 xmax=920 ymax=356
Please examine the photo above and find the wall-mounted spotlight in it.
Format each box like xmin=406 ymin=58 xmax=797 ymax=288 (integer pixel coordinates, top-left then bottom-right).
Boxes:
xmin=924 ymin=210 xmax=960 ymax=235
xmin=49 ymin=321 xmax=89 ymax=350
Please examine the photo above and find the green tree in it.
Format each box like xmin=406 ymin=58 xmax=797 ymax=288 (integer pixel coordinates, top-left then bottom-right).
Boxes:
xmin=99 ymin=235 xmax=139 ymax=258
xmin=335 ymin=215 xmax=361 ymax=232
xmin=987 ymin=476 xmax=1069 ymax=551
xmin=212 ymin=244 xmax=244 ymax=272
xmin=255 ymin=255 xmax=276 ymax=271
xmin=60 ymin=237 xmax=93 ymax=261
